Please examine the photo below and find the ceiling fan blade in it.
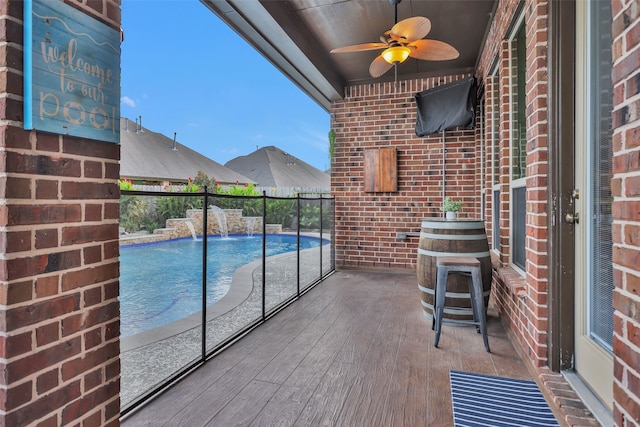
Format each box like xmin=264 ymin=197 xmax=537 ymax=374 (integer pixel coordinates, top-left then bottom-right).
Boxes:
xmin=390 ymin=16 xmax=431 ymax=43
xmin=409 ymin=39 xmax=460 ymax=61
xmin=369 ymin=55 xmax=393 ymax=78
xmin=331 ymin=42 xmax=388 ymax=53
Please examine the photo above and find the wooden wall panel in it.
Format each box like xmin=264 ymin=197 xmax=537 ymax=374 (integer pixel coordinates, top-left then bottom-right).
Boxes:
xmin=364 ymin=147 xmax=397 ymax=192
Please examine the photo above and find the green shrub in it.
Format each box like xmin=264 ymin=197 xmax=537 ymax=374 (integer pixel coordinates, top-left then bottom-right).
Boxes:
xmin=118 ymin=178 xmax=134 ymax=191
xmin=120 ymin=196 xmax=163 ymax=233
xmin=155 ymin=195 xmax=202 ymax=226
xmin=216 ymin=183 xmax=262 ymax=216
xmin=266 ymin=199 xmax=296 ymax=229
xmin=193 ymin=171 xmax=219 ymax=193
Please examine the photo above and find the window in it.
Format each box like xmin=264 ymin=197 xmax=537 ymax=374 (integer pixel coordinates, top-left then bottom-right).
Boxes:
xmin=479 ymin=92 xmax=486 ymax=219
xmin=510 ymin=19 xmax=526 ymax=272
xmin=587 ymin=0 xmax=614 ymax=349
xmin=488 ymin=70 xmax=500 ymax=252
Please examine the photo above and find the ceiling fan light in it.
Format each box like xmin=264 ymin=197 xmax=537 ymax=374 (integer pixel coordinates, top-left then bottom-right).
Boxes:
xmin=382 ymin=46 xmax=411 ymax=64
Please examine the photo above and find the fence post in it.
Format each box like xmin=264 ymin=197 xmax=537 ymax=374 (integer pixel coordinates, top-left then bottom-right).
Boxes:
xmin=201 ymin=186 xmax=208 ymax=360
xmin=319 ymin=196 xmax=324 ymax=279
xmin=332 ymin=198 xmax=336 ymax=271
xmin=297 ymin=193 xmax=301 ymax=296
xmin=262 ymin=191 xmax=267 ymax=320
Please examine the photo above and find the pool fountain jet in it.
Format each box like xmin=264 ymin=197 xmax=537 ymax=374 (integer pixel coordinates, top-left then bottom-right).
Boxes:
xmin=185 ymin=221 xmax=198 ymax=240
xmin=210 ymin=206 xmax=229 ymax=238
xmin=246 ymin=217 xmax=256 ymax=237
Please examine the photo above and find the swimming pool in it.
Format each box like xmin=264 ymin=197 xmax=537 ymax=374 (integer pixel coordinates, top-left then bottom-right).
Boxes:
xmin=119 ymin=234 xmax=323 ymax=337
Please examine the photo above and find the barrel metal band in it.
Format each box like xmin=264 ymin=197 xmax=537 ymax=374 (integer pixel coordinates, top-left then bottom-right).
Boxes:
xmin=420 ymin=221 xmax=485 ymax=230
xmin=419 ymin=232 xmax=487 ymax=241
xmin=417 ymin=248 xmax=491 ymax=258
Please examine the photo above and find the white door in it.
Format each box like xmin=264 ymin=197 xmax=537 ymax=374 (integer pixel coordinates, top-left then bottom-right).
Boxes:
xmin=573 ymin=0 xmax=614 ymax=410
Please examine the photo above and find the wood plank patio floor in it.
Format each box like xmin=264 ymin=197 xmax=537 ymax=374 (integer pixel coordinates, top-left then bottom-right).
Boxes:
xmin=121 ymin=269 xmax=547 ymax=426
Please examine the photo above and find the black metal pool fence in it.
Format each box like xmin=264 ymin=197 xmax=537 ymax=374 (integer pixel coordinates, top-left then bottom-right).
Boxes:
xmin=119 ymin=188 xmax=335 ymax=415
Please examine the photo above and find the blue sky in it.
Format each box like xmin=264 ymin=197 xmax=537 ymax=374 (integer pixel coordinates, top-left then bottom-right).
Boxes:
xmin=120 ymin=0 xmax=330 ymax=171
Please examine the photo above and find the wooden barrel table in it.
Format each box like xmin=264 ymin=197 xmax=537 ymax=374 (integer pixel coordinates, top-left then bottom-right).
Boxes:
xmin=417 ymin=219 xmax=491 ymax=324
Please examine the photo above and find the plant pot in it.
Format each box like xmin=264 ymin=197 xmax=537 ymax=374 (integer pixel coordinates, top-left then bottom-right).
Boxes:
xmin=445 ymin=211 xmax=457 ymax=220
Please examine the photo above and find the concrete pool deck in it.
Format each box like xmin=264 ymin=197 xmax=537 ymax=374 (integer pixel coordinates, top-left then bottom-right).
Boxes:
xmin=120 ymin=239 xmax=332 ymax=408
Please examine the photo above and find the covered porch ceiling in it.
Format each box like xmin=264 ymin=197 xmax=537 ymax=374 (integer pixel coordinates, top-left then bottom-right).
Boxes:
xmin=201 ymin=0 xmax=497 ymax=111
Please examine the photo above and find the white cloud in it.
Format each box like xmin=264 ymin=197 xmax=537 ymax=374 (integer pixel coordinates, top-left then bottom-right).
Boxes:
xmin=121 ymin=96 xmax=136 ymax=108
xmin=297 ymin=123 xmax=329 ymax=152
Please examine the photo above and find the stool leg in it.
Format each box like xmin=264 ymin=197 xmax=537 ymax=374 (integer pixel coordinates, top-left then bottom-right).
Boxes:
xmin=470 ymin=267 xmax=490 ymax=352
xmin=431 ymin=278 xmax=436 ymax=331
xmin=434 ymin=266 xmax=448 ymax=348
xmin=466 ymin=274 xmax=481 ymax=334
xmin=431 ymin=295 xmax=436 ymax=331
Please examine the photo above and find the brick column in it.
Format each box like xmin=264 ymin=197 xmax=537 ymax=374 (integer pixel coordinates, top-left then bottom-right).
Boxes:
xmin=0 ymin=1 xmax=121 ymax=425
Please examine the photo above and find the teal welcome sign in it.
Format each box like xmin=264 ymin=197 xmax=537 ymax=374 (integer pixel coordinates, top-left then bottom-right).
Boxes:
xmin=24 ymin=0 xmax=121 ymax=143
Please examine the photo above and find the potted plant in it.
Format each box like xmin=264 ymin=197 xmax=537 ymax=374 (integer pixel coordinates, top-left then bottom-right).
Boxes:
xmin=441 ymin=197 xmax=463 ymax=220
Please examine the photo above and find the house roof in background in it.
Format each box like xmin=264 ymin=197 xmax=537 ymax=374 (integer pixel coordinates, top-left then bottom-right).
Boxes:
xmin=225 ymin=146 xmax=330 ymax=188
xmin=119 ymin=118 xmax=254 ymax=184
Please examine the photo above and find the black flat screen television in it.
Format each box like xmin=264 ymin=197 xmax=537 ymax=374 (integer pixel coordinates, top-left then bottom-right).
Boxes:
xmin=415 ymin=77 xmax=477 ymax=137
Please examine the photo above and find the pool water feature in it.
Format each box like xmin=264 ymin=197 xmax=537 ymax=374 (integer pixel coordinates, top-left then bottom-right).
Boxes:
xmin=246 ymin=217 xmax=257 ymax=237
xmin=120 ymin=234 xmax=323 ymax=337
xmin=185 ymin=221 xmax=197 ymax=240
xmin=210 ymin=205 xmax=228 ymax=238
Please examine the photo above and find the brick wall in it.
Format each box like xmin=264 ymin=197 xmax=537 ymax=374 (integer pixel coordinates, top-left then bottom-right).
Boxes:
xmin=0 ymin=1 xmax=121 ymax=425
xmin=473 ymin=0 xmax=552 ymax=368
xmin=611 ymin=0 xmax=640 ymax=423
xmin=330 ymin=76 xmax=480 ymax=270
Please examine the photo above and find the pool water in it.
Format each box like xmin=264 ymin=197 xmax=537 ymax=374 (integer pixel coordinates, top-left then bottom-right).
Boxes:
xmin=120 ymin=234 xmax=322 ymax=337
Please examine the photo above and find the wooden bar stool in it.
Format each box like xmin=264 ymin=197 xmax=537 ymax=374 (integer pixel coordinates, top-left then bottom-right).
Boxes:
xmin=432 ymin=256 xmax=490 ymax=352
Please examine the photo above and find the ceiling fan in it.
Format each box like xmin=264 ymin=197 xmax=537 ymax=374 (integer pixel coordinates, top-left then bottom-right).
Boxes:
xmin=330 ymin=0 xmax=459 ymax=79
